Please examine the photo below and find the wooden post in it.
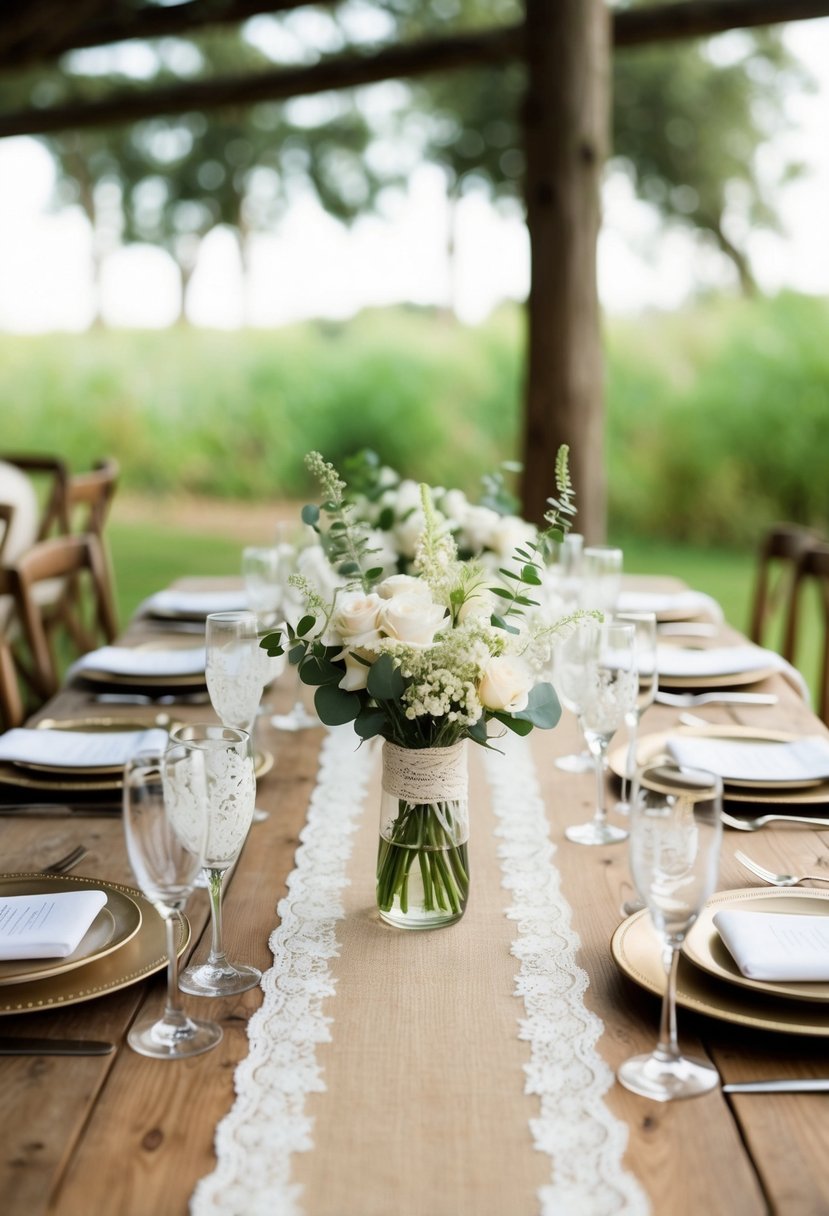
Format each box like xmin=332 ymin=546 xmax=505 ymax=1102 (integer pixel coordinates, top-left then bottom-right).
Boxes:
xmin=521 ymin=0 xmax=610 ymax=540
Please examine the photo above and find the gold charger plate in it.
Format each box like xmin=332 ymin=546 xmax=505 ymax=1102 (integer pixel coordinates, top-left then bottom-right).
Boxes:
xmin=658 ymin=666 xmax=778 ymax=690
xmin=0 ymin=875 xmax=142 ymax=987
xmin=611 ymin=902 xmax=829 ymax=1036
xmin=0 ymin=873 xmax=190 ymax=1015
xmin=684 ymin=888 xmax=829 ymax=1003
xmin=609 ymin=724 xmax=829 ymax=806
xmin=13 ymin=717 xmax=171 ymax=777
xmin=78 ymin=668 xmax=207 ymax=690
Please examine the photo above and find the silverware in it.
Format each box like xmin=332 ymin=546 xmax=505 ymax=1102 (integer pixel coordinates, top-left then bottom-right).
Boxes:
xmin=724 ymin=1079 xmax=829 ymax=1094
xmin=40 ymin=845 xmax=88 ymax=874
xmin=92 ymin=692 xmax=210 ymax=706
xmin=722 ymin=809 xmax=829 ymax=832
xmin=734 ymin=849 xmax=829 ymax=887
xmin=0 ymin=804 xmax=122 ymax=817
xmin=656 ymin=691 xmax=779 ymax=708
xmin=0 ymin=1037 xmax=114 ymax=1057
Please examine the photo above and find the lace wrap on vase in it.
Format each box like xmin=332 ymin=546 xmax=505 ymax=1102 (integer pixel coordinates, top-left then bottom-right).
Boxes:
xmin=484 ymin=735 xmax=650 ymax=1216
xmin=190 ymin=727 xmax=374 ymax=1216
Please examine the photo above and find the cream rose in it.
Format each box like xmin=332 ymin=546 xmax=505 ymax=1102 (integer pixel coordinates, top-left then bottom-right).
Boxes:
xmin=376 ymin=574 xmax=432 ymax=601
xmin=331 ymin=592 xmax=383 ymax=642
xmin=459 ymin=504 xmax=500 ymax=552
xmin=380 ymin=595 xmax=446 ymax=646
xmin=478 ymin=655 xmax=533 ymax=714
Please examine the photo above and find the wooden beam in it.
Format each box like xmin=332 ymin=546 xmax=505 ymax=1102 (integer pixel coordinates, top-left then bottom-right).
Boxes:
xmin=0 ymin=24 xmax=524 ymax=139
xmin=615 ymin=0 xmax=829 ymax=46
xmin=4 ymin=1 xmax=339 ymax=70
xmin=521 ymin=0 xmax=609 ymax=539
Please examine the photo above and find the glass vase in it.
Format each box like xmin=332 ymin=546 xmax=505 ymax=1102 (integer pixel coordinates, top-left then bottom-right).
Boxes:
xmin=376 ymin=741 xmax=469 ymax=930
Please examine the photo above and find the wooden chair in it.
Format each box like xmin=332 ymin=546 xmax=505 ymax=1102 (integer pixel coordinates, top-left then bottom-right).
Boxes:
xmin=748 ymin=523 xmax=820 ymax=652
xmin=0 ymin=452 xmax=69 ymax=540
xmin=783 ymin=542 xmax=829 ymax=724
xmin=0 ymin=631 xmax=23 ymax=729
xmin=6 ymin=534 xmax=118 ymax=701
xmin=58 ymin=458 xmax=120 ymax=640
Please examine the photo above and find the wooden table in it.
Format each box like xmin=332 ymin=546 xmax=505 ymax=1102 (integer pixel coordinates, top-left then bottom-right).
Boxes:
xmin=2 ymin=604 xmax=829 ymax=1215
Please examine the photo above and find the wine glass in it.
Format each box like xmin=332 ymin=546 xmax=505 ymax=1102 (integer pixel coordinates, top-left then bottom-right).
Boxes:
xmin=122 ymin=748 xmax=222 ymax=1059
xmin=172 ymin=723 xmax=261 ymax=997
xmin=618 ymin=760 xmax=722 ymax=1101
xmin=580 ymin=545 xmax=623 ymax=614
xmin=270 ymin=522 xmax=320 ymax=732
xmin=206 ymin=609 xmax=270 ymax=824
xmin=558 ymin=619 xmax=637 ymax=846
xmin=615 ymin=611 xmax=658 ymax=814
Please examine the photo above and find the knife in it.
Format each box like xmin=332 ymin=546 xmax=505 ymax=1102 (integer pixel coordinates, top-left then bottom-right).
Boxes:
xmin=0 ymin=1038 xmax=114 ymax=1056
xmin=724 ymin=1079 xmax=829 ymax=1094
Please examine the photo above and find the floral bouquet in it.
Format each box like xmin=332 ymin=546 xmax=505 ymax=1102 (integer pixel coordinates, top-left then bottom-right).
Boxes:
xmin=262 ymin=448 xmax=578 ymax=929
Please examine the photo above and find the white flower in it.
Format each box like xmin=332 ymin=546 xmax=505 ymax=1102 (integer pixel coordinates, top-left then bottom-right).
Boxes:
xmin=459 ymin=505 xmax=501 ymax=552
xmin=380 ymin=595 xmax=446 ymax=646
xmin=478 ymin=655 xmax=533 ymax=714
xmin=393 ymin=508 xmax=428 ymax=560
xmin=457 ymin=584 xmax=495 ymax=622
xmin=338 ymin=650 xmax=372 ymax=691
xmin=394 ymin=479 xmax=422 ymax=516
xmin=491 ymin=515 xmax=537 ymax=560
xmin=440 ymin=488 xmax=469 ymax=527
xmin=376 ymin=574 xmax=432 ymax=601
xmin=331 ymin=592 xmax=383 ymax=642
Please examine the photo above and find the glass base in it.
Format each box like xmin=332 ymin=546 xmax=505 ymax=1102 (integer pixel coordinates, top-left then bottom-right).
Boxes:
xmin=127 ymin=1013 xmax=222 ymax=1059
xmin=378 ymin=904 xmax=465 ymax=931
xmin=252 ymin=806 xmax=269 ymax=823
xmin=614 ymin=798 xmax=631 ymax=816
xmin=270 ymin=703 xmax=320 ymax=732
xmin=555 ymin=750 xmax=593 ymax=774
xmin=565 ymin=819 xmax=629 ymax=846
xmin=179 ymin=960 xmax=262 ymax=997
xmin=618 ymin=1050 xmax=720 ymax=1101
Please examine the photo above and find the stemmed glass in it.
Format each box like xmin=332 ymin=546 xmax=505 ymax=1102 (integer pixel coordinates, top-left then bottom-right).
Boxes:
xmin=122 ymin=748 xmax=222 ymax=1059
xmin=580 ymin=545 xmax=623 ymax=614
xmin=615 ymin=611 xmax=658 ymax=814
xmin=242 ymin=545 xmax=282 ymax=628
xmin=618 ymin=760 xmax=722 ymax=1101
xmin=270 ymin=522 xmax=320 ymax=732
xmin=557 ymin=619 xmax=638 ymax=846
xmin=206 ymin=609 xmax=270 ymax=824
xmin=173 ymin=723 xmax=261 ymax=997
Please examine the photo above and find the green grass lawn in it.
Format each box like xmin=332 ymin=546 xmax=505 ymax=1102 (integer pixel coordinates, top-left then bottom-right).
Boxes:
xmin=107 ymin=515 xmax=824 ymax=709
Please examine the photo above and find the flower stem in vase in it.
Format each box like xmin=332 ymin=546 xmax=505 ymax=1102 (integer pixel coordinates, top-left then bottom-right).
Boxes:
xmin=377 ymin=797 xmax=469 ymax=929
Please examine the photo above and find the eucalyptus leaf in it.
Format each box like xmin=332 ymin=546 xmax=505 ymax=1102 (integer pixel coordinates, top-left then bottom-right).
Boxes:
xmin=301 ymin=504 xmax=320 ymax=526
xmin=296 ymin=614 xmax=316 ymax=637
xmin=366 ymin=653 xmax=407 ymax=700
xmin=494 ymin=712 xmax=534 ymax=737
xmin=513 ymin=682 xmax=561 ymax=730
xmin=354 ymin=708 xmax=387 ymax=739
xmin=314 ymin=683 xmax=360 ymax=726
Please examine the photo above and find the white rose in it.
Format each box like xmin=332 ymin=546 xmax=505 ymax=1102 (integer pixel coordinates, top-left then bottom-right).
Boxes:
xmin=491 ymin=516 xmax=537 ymax=560
xmin=457 ymin=584 xmax=495 ymax=622
xmin=331 ymin=592 xmax=383 ymax=642
xmin=377 ymin=574 xmax=432 ymax=601
xmin=459 ymin=505 xmax=501 ymax=552
xmin=394 ymin=479 xmax=422 ymax=515
xmin=380 ymin=595 xmax=446 ymax=646
xmin=393 ymin=508 xmax=427 ymax=559
xmin=338 ymin=650 xmax=373 ymax=692
xmin=440 ymin=489 xmax=469 ymax=527
xmin=478 ymin=655 xmax=533 ymax=714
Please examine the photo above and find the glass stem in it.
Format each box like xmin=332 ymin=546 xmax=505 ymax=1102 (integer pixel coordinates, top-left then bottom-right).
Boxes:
xmin=655 ymin=942 xmax=681 ymax=1063
xmin=620 ymin=710 xmax=639 ymax=805
xmin=205 ymin=868 xmax=228 ymax=968
xmin=592 ymin=743 xmax=607 ymax=826
xmin=163 ymin=912 xmax=189 ymax=1031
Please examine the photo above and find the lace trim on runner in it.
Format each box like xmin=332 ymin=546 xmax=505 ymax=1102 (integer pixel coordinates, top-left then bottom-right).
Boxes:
xmin=190 ymin=726 xmax=374 ymax=1216
xmin=484 ymin=736 xmax=650 ymax=1216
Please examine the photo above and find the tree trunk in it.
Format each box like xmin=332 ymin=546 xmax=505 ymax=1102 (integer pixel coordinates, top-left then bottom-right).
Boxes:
xmin=521 ymin=0 xmax=610 ymax=541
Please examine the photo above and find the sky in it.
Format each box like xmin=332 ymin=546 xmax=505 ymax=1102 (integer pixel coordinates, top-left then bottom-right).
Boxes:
xmin=0 ymin=16 xmax=826 ymax=332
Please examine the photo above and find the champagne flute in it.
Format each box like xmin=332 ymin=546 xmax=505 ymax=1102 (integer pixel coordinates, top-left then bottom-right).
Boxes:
xmin=270 ymin=522 xmax=320 ymax=732
xmin=559 ymin=620 xmax=637 ymax=846
xmin=615 ymin=611 xmax=658 ymax=814
xmin=242 ymin=545 xmax=282 ymax=628
xmin=173 ymin=723 xmax=260 ymax=997
xmin=618 ymin=760 xmax=722 ymax=1101
xmin=206 ymin=609 xmax=270 ymax=823
xmin=123 ymin=748 xmax=222 ymax=1059
xmin=580 ymin=545 xmax=623 ymax=614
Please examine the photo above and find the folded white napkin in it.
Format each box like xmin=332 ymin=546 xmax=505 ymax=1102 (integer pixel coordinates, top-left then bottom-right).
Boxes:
xmin=0 ymin=727 xmax=169 ymax=769
xmin=72 ymin=646 xmax=206 ymax=678
xmin=617 ymin=589 xmax=724 ymax=624
xmin=141 ymin=589 xmax=248 ymax=618
xmin=0 ymin=890 xmax=108 ymax=960
xmin=656 ymin=644 xmax=809 ymax=700
xmin=667 ymin=735 xmax=829 ymax=784
xmin=714 ymin=909 xmax=829 ymax=981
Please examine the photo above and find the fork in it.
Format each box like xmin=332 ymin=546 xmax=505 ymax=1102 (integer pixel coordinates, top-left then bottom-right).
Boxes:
xmin=722 ymin=810 xmax=829 ymax=832
xmin=39 ymin=845 xmax=88 ymax=875
xmin=655 ymin=691 xmax=778 ymax=708
xmin=735 ymin=849 xmax=829 ymax=887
